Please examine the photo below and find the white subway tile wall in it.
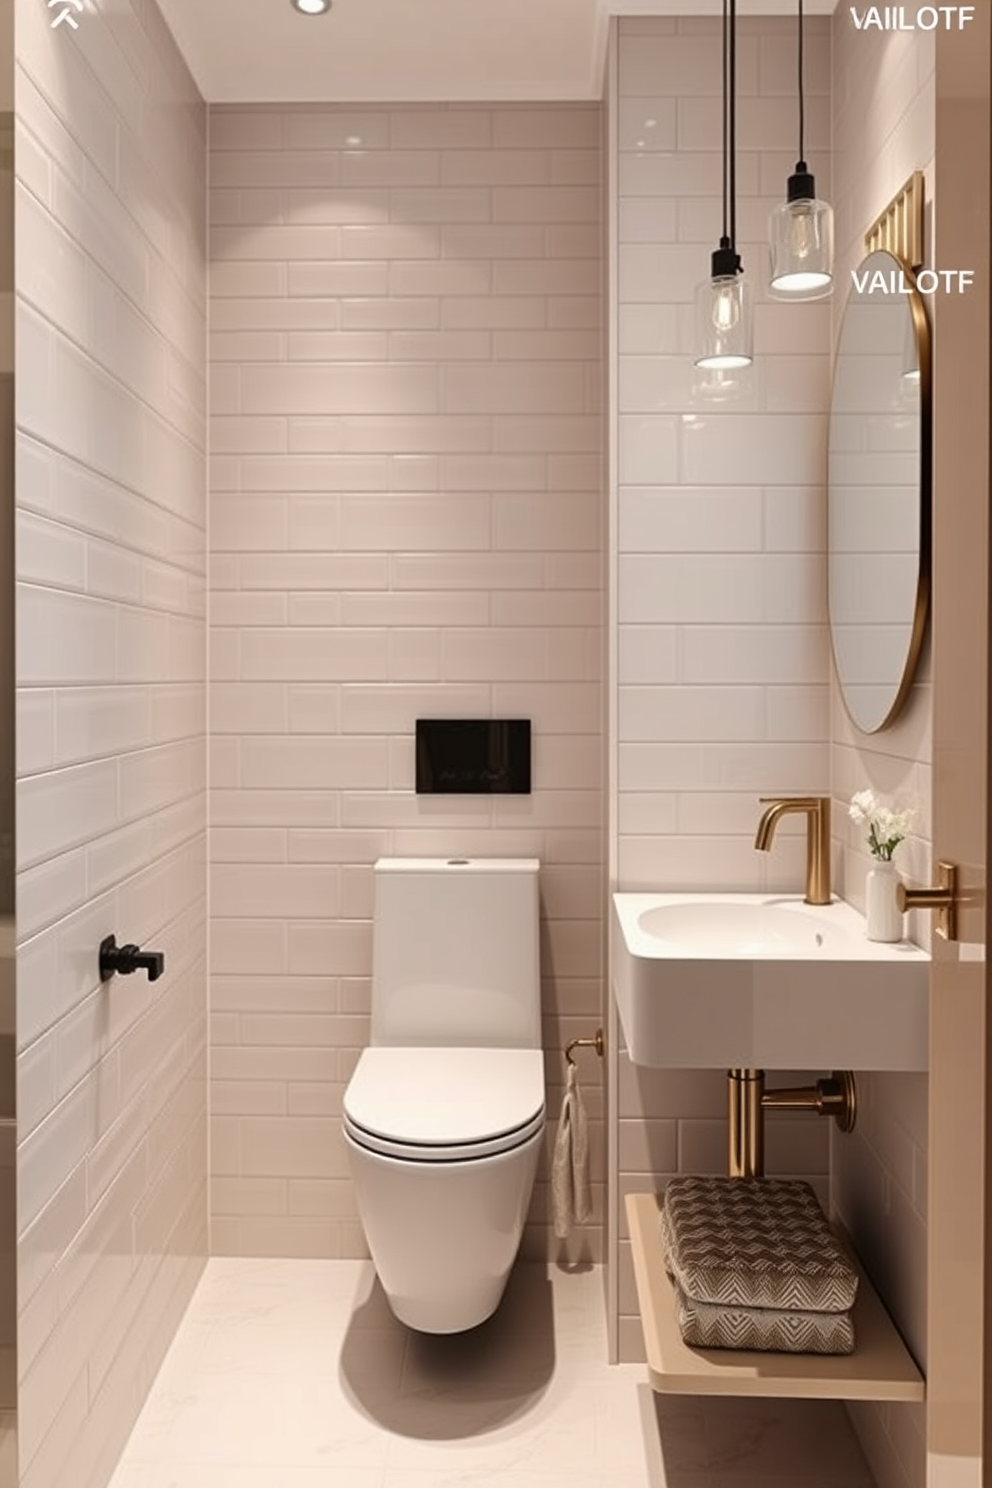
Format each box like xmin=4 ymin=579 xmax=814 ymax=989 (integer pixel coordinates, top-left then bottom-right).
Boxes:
xmin=830 ymin=15 xmax=935 ymax=931
xmin=208 ymin=104 xmax=605 ymax=1263
xmin=830 ymin=16 xmax=934 ymax=1488
xmin=613 ymin=16 xmax=832 ymax=1364
xmin=15 ymin=3 xmax=207 ymax=1487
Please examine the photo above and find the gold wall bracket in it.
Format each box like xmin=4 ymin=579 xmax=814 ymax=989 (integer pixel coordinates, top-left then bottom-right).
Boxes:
xmin=564 ymin=1027 xmax=604 ymax=1068
xmin=896 ymin=860 xmax=958 ymax=941
xmin=728 ymin=1068 xmax=857 ymax=1179
xmin=864 ymin=169 xmax=925 ymax=271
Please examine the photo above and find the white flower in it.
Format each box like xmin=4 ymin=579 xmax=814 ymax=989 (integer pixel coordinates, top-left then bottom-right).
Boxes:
xmin=874 ymin=804 xmax=914 ymax=838
xmin=848 ymin=789 xmax=877 ymax=826
xmin=849 ymin=789 xmax=916 ymax=862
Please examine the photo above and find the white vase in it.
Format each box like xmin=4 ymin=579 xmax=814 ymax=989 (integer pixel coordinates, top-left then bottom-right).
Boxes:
xmin=865 ymin=860 xmax=903 ymax=943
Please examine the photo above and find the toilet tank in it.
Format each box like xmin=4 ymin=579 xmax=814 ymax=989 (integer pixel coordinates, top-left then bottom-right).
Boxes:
xmin=371 ymin=858 xmax=541 ymax=1048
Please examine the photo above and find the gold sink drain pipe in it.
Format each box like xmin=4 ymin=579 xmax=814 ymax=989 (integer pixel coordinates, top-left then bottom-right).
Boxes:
xmin=727 ymin=1068 xmax=857 ymax=1179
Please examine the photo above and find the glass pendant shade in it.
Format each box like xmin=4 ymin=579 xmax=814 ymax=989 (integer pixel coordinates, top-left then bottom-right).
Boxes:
xmin=694 ymin=264 xmax=752 ymax=370
xmin=769 ymin=174 xmax=834 ymax=298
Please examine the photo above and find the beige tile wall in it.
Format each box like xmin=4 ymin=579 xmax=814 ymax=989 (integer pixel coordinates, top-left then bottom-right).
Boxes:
xmin=14 ymin=2 xmax=207 ymax=1486
xmin=208 ymin=102 xmax=605 ymax=1263
xmin=0 ymin=104 xmax=12 ymax=921
xmin=829 ymin=16 xmax=935 ymax=1488
xmin=0 ymin=0 xmax=13 ymax=1408
xmin=612 ymin=15 xmax=833 ymax=1363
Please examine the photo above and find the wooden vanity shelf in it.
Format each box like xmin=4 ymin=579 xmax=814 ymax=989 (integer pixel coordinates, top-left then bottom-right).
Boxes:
xmin=626 ymin=1193 xmax=925 ymax=1402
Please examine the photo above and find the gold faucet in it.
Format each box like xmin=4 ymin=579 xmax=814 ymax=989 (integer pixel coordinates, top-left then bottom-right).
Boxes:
xmin=754 ymin=796 xmax=832 ymax=906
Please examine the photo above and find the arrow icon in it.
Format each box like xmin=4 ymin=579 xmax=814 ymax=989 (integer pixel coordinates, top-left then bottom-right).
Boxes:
xmin=48 ymin=0 xmax=84 ymax=29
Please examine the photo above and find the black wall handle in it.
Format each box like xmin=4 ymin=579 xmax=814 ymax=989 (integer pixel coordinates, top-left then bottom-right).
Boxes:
xmin=99 ymin=935 xmax=165 ymax=983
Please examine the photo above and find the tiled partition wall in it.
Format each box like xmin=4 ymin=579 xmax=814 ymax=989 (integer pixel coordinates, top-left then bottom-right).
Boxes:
xmin=829 ymin=14 xmax=935 ymax=1488
xmin=0 ymin=0 xmax=13 ymax=1457
xmin=0 ymin=10 xmax=11 ymax=921
xmin=14 ymin=4 xmax=208 ymax=1487
xmin=610 ymin=16 xmax=833 ymax=1361
xmin=208 ymin=103 xmax=605 ymax=1261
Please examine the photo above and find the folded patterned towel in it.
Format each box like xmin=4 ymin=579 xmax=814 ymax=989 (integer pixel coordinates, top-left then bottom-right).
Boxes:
xmin=660 ymin=1176 xmax=858 ymax=1315
xmin=667 ymin=1270 xmax=856 ymax=1355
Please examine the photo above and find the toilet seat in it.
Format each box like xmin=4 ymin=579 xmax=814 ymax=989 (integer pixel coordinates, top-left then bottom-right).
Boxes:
xmin=343 ymin=1047 xmax=545 ymax=1162
xmin=343 ymin=1108 xmax=546 ymax=1163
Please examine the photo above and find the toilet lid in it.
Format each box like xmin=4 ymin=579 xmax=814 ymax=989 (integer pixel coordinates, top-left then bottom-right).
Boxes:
xmin=343 ymin=1047 xmax=545 ymax=1151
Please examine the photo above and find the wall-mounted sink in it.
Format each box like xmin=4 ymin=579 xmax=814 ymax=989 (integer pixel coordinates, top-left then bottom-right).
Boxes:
xmin=612 ymin=893 xmax=929 ymax=1071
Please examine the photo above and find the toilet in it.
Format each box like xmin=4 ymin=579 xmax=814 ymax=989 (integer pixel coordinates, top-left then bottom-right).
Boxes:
xmin=343 ymin=857 xmax=545 ymax=1333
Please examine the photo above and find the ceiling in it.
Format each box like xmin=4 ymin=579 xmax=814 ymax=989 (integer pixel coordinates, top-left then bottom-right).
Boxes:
xmin=156 ymin=0 xmax=837 ymax=104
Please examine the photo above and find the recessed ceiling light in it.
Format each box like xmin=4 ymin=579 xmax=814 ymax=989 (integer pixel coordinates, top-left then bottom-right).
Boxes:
xmin=292 ymin=0 xmax=331 ymax=13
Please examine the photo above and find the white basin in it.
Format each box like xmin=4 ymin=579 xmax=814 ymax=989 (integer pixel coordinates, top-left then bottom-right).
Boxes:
xmin=612 ymin=893 xmax=930 ymax=1071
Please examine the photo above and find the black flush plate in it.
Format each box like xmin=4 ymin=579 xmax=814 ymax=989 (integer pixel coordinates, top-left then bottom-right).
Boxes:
xmin=416 ymin=718 xmax=531 ymax=794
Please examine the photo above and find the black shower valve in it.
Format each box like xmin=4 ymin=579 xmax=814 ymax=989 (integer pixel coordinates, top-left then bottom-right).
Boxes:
xmin=99 ymin=934 xmax=166 ymax=983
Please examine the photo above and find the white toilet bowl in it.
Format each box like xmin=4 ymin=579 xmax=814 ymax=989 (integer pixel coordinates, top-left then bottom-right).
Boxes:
xmin=344 ymin=858 xmax=545 ymax=1332
xmin=343 ymin=1044 xmax=545 ymax=1332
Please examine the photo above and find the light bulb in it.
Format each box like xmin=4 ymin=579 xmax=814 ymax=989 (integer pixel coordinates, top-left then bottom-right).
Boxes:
xmin=775 ymin=202 xmax=830 ymax=292
xmin=769 ymin=183 xmax=834 ymax=298
xmin=695 ymin=272 xmax=752 ymax=370
xmin=789 ymin=202 xmax=816 ymax=259
xmin=713 ymin=282 xmax=740 ymax=334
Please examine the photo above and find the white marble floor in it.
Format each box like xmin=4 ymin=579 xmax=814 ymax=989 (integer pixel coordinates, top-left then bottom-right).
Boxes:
xmin=107 ymin=1259 xmax=877 ymax=1488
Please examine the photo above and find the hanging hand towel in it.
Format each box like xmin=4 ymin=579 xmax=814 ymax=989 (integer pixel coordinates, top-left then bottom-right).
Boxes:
xmin=552 ymin=1063 xmax=591 ymax=1239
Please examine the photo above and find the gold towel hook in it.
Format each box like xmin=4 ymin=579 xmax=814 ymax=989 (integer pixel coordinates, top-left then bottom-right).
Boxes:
xmin=564 ymin=1028 xmax=604 ymax=1068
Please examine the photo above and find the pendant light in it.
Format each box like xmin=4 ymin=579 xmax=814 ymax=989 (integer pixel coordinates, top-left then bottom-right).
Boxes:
xmin=695 ymin=0 xmax=752 ymax=370
xmin=768 ymin=0 xmax=834 ymax=298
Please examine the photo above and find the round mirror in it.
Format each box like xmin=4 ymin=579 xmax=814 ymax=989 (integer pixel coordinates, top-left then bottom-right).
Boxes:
xmin=828 ymin=248 xmax=931 ymax=734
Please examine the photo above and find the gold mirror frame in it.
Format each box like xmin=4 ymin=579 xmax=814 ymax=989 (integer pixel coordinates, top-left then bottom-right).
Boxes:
xmin=827 ymin=248 xmax=932 ymax=734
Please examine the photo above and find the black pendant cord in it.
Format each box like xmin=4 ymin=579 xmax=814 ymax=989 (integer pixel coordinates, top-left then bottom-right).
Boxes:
xmin=721 ymin=0 xmax=729 ymax=248
xmin=729 ymin=0 xmax=737 ymax=256
xmin=797 ymin=0 xmax=806 ymax=168
xmin=711 ymin=0 xmax=742 ymax=279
